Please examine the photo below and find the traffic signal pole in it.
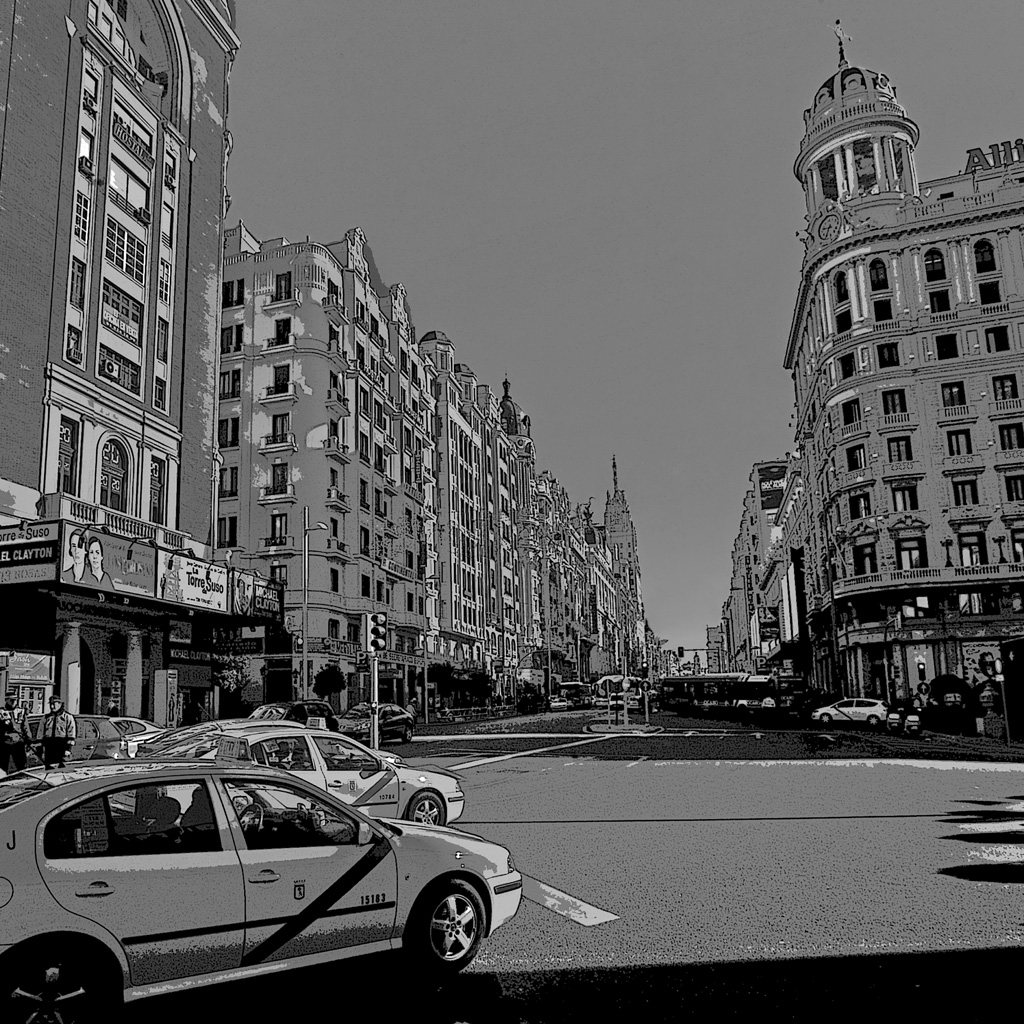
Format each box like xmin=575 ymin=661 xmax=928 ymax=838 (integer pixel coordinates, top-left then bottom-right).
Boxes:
xmin=370 ymin=652 xmax=380 ymax=750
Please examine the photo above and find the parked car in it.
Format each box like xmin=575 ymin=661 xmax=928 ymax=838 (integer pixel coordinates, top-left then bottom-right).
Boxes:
xmin=810 ymin=697 xmax=889 ymax=727
xmin=206 ymin=723 xmax=462 ymax=825
xmin=548 ymin=696 xmax=570 ymax=712
xmin=0 ymin=760 xmax=522 ymax=1014
xmin=25 ymin=714 xmax=124 ymax=764
xmin=593 ymin=695 xmax=610 ymax=710
xmin=110 ymin=716 xmax=166 ymax=758
xmin=248 ymin=700 xmax=340 ymax=732
xmin=336 ymin=703 xmax=415 ymax=744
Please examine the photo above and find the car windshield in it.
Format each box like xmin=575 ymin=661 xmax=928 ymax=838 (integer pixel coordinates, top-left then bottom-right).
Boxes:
xmin=340 ymin=705 xmax=370 ymax=719
xmin=138 ymin=723 xmax=222 ymax=757
xmin=250 ymin=706 xmax=286 ymax=720
xmin=0 ymin=775 xmax=54 ymax=810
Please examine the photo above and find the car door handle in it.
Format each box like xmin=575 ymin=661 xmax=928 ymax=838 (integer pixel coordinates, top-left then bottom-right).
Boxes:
xmin=75 ymin=881 xmax=115 ymax=898
xmin=248 ymin=870 xmax=281 ymax=884
xmin=328 ymin=781 xmax=349 ymax=788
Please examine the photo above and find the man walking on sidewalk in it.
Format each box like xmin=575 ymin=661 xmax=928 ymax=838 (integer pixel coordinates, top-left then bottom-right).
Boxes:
xmin=1 ymin=693 xmax=32 ymax=774
xmin=39 ymin=696 xmax=76 ymax=768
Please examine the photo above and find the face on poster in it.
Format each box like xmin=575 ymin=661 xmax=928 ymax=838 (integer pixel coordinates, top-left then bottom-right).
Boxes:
xmin=59 ymin=523 xmax=156 ymax=596
xmin=157 ymin=551 xmax=228 ymax=612
xmin=232 ymin=570 xmax=255 ymax=616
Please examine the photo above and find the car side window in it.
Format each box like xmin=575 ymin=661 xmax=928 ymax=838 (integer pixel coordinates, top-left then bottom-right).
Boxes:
xmin=313 ymin=735 xmax=376 ymax=772
xmin=79 ymin=720 xmax=99 ymax=742
xmin=43 ymin=781 xmax=220 ymax=858
xmin=258 ymin=736 xmax=314 ymax=772
xmin=836 ymin=700 xmax=855 ymax=708
xmin=224 ymin=779 xmax=359 ymax=849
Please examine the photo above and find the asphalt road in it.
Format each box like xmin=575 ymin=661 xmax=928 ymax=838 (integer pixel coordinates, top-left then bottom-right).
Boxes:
xmin=145 ymin=728 xmax=1024 ymax=1022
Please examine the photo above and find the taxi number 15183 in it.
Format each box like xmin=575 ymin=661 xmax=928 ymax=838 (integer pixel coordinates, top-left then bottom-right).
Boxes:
xmin=360 ymin=892 xmax=388 ymax=905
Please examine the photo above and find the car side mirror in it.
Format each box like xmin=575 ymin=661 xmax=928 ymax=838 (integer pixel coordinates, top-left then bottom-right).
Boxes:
xmin=359 ymin=759 xmax=384 ymax=778
xmin=357 ymin=821 xmax=374 ymax=846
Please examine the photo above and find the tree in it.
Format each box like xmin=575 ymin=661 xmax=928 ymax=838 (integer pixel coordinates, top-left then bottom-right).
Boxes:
xmin=312 ymin=664 xmax=347 ymax=699
xmin=213 ymin=654 xmax=252 ymax=694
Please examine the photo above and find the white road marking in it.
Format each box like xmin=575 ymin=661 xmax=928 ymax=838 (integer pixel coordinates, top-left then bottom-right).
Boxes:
xmin=968 ymin=845 xmax=1024 ymax=862
xmin=448 ymin=735 xmax=611 ymax=770
xmin=958 ymin=821 xmax=1024 ymax=833
xmin=627 ymin=757 xmax=647 ymax=768
xmin=413 ymin=733 xmax=586 ymax=741
xmin=521 ymin=875 xmax=619 ymax=926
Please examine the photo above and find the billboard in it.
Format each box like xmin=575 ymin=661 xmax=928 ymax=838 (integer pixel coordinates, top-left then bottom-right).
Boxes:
xmin=0 ymin=520 xmax=60 ymax=585
xmin=58 ymin=523 xmax=156 ymax=596
xmin=157 ymin=551 xmax=228 ymax=612
xmin=252 ymin=576 xmax=283 ymax=620
xmin=757 ymin=464 xmax=787 ymax=511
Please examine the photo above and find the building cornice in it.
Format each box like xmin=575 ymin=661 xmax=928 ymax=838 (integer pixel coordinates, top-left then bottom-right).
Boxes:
xmin=187 ymin=0 xmax=240 ymax=56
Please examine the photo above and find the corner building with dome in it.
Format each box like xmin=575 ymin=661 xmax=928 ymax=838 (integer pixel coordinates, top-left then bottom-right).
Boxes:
xmin=784 ymin=48 xmax=1024 ymax=724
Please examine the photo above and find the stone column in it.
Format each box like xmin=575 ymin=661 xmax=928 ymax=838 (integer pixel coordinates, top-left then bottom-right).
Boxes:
xmin=833 ymin=150 xmax=846 ymax=199
xmin=844 ymin=144 xmax=858 ymax=198
xmin=998 ymin=229 xmax=1018 ymax=297
xmin=61 ymin=622 xmax=82 ymax=714
xmin=125 ymin=629 xmax=143 ymax=718
xmin=885 ymin=137 xmax=900 ymax=190
xmin=890 ymin=254 xmax=905 ymax=313
xmin=909 ymin=247 xmax=925 ymax=310
xmin=809 ymin=164 xmax=821 ymax=206
xmin=950 ymin=243 xmax=964 ymax=305
xmin=819 ymin=278 xmax=834 ymax=337
xmin=958 ymin=237 xmax=976 ymax=303
xmin=871 ymin=137 xmax=886 ymax=191
xmin=856 ymin=261 xmax=869 ymax=322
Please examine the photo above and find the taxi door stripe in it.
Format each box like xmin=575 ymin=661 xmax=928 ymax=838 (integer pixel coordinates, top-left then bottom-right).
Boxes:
xmin=353 ymin=772 xmax=396 ymax=808
xmin=240 ymin=838 xmax=392 ymax=967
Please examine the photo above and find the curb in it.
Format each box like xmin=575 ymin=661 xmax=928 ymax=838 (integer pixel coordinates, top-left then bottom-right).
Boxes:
xmin=586 ymin=723 xmax=665 ymax=735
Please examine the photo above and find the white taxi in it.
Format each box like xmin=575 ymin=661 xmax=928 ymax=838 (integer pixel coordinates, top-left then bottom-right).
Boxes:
xmin=203 ymin=723 xmax=465 ymax=826
xmin=0 ymin=760 xmax=522 ymax=1019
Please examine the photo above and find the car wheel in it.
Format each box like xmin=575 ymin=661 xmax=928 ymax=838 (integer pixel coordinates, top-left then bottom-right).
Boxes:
xmin=404 ymin=878 xmax=486 ymax=974
xmin=818 ymin=713 xmax=833 ymax=725
xmin=866 ymin=714 xmax=881 ymax=727
xmin=406 ymin=790 xmax=446 ymax=827
xmin=4 ymin=941 xmax=119 ymax=1024
xmin=402 ymin=725 xmax=412 ymax=744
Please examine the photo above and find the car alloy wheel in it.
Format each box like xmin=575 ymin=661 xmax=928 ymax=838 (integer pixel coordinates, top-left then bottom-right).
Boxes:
xmin=866 ymin=714 xmax=881 ymax=727
xmin=818 ymin=713 xmax=833 ymax=725
xmin=407 ymin=790 xmax=446 ymax=826
xmin=430 ymin=891 xmax=480 ymax=963
xmin=6 ymin=947 xmax=115 ymax=1024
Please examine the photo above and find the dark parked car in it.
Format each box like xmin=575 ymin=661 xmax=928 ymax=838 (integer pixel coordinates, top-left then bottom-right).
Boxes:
xmin=26 ymin=715 xmax=124 ymax=763
xmin=248 ymin=700 xmax=340 ymax=732
xmin=336 ymin=703 xmax=415 ymax=744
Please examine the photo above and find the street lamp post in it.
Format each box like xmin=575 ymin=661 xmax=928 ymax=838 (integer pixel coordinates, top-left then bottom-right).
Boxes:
xmin=418 ymin=575 xmax=440 ymax=726
xmin=301 ymin=505 xmax=329 ymax=700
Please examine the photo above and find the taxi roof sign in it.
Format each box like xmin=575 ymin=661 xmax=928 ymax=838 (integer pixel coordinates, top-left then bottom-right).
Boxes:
xmin=214 ymin=736 xmax=251 ymax=761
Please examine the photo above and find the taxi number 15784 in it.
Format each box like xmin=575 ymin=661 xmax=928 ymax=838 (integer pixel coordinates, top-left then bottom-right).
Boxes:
xmin=360 ymin=892 xmax=388 ymax=906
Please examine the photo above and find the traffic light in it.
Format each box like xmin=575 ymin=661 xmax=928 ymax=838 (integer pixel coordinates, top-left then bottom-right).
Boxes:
xmin=641 ymin=662 xmax=649 ymax=680
xmin=677 ymin=647 xmax=685 ymax=659
xmin=365 ymin=612 xmax=388 ymax=653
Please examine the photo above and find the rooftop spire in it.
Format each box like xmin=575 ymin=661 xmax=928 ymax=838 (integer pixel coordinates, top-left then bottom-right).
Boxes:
xmin=834 ymin=19 xmax=851 ymax=68
xmin=612 ymin=453 xmax=619 ymax=492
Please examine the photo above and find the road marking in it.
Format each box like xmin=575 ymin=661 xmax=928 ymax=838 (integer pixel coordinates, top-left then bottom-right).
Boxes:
xmin=521 ymin=875 xmax=619 ymax=926
xmin=626 ymin=756 xmax=647 ymax=768
xmin=448 ymin=735 xmax=611 ymax=770
xmin=413 ymin=733 xmax=587 ymax=741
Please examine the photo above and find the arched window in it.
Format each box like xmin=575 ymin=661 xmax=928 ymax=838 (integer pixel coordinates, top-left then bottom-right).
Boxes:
xmin=974 ymin=239 xmax=997 ymax=274
xmin=834 ymin=271 xmax=849 ymax=304
xmin=869 ymin=259 xmax=889 ymax=291
xmin=924 ymin=248 xmax=946 ymax=282
xmin=99 ymin=437 xmax=129 ymax=512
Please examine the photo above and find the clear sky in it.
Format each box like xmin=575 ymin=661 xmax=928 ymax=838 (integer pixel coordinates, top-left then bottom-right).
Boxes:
xmin=225 ymin=0 xmax=1024 ymax=654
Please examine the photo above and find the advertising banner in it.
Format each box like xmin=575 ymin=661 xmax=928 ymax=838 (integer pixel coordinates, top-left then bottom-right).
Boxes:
xmin=252 ymin=577 xmax=283 ymax=620
xmin=58 ymin=523 xmax=156 ymax=596
xmin=157 ymin=551 xmax=228 ymax=612
xmin=757 ymin=464 xmax=787 ymax=511
xmin=231 ymin=569 xmax=256 ymax=617
xmin=758 ymin=605 xmax=781 ymax=642
xmin=0 ymin=520 xmax=60 ymax=586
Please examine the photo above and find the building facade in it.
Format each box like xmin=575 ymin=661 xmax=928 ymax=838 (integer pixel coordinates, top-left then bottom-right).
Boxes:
xmin=603 ymin=457 xmax=646 ymax=673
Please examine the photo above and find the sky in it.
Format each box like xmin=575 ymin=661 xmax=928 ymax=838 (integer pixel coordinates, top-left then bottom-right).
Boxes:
xmin=225 ymin=0 xmax=1024 ymax=655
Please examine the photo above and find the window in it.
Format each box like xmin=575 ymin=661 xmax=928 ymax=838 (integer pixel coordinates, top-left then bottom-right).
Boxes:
xmin=359 ymin=388 xmax=369 ymax=416
xmin=270 ymin=565 xmax=287 ymax=584
xmin=841 ymin=398 xmax=861 ymax=425
xmin=1006 ymin=475 xmax=1024 ymax=502
xmin=156 ymin=318 xmax=169 ymax=362
xmin=161 ymin=203 xmax=174 ymax=247
xmin=153 ymin=377 xmax=165 ymax=411
xmin=852 ymin=543 xmax=877 ymax=576
xmin=891 ymin=484 xmax=919 ymax=511
xmin=881 ymin=389 xmax=906 ymax=415
xmin=270 ymin=513 xmax=288 ymax=542
xmin=104 ymin=217 xmax=147 ymax=283
xmin=270 ymin=463 xmax=289 ymax=494
xmin=374 ymin=488 xmax=384 ymax=516
xmin=217 ymin=515 xmax=237 ymax=547
xmin=58 ymin=418 xmax=80 ymax=495
xmin=79 ymin=128 xmax=94 ymax=162
xmin=99 ymin=438 xmax=128 ymax=511
xmin=218 ymin=417 xmax=239 ymax=449
xmin=942 ymin=381 xmax=966 ymax=407
xmin=224 ymin=779 xmax=359 ymax=850
xmin=869 ymin=259 xmax=889 ymax=291
xmin=328 ymin=618 xmax=340 ymax=640
xmin=407 ymin=592 xmax=414 ymax=612
xmin=935 ymin=333 xmax=958 ymax=360
xmin=993 ymin=375 xmax=1019 ymax=401
xmin=74 ymin=191 xmax=90 ymax=242
xmin=330 ymin=568 xmax=339 ymax=593
xmin=849 ymin=492 xmax=871 ymax=520
xmin=220 ymin=325 xmax=241 ymax=354
xmin=69 ymin=258 xmax=86 ymax=309
xmin=219 ymin=466 xmax=238 ymax=497
xmin=145 ymin=456 xmax=166 ymax=525
xmin=376 ymin=580 xmax=385 ymax=602
xmin=959 ymin=533 xmax=988 ymax=566
xmin=834 ymin=272 xmax=849 ymax=303
xmin=986 ymin=326 xmax=1010 ymax=353
xmin=839 ymin=353 xmax=856 ymax=379
xmin=975 ymin=239 xmax=997 ymax=274
xmin=219 ymin=369 xmax=241 ymax=399
xmin=999 ymin=423 xmax=1024 ymax=450
xmin=888 ymin=436 xmax=913 ymax=462
xmin=158 ymin=260 xmax=171 ymax=304
xmin=835 ymin=309 xmax=852 ymax=334
xmin=271 ymin=412 xmax=290 ymax=441
xmin=1013 ymin=529 xmax=1024 ymax=563
xmin=359 ymin=478 xmax=369 ymax=509
xmin=873 ymin=299 xmax=893 ymax=321
xmin=361 ymin=574 xmax=371 ymax=597
xmin=330 ymin=518 xmax=338 ymax=538
xmin=846 ymin=445 xmax=866 ymax=471
xmin=273 ymin=272 xmax=292 ymax=303
xmin=101 ymin=279 xmax=143 ymax=345
xmin=347 ymin=620 xmax=361 ymax=644
xmin=273 ymin=318 xmax=291 ymax=345
xmin=952 ymin=479 xmax=979 ymax=506
xmin=360 ymin=526 xmax=370 ymax=556
xmin=98 ymin=345 xmax=140 ymax=394
xmin=329 ymin=323 xmax=339 ymax=347
xmin=374 ymin=445 xmax=385 ymax=473
xmin=896 ymin=537 xmax=927 ymax=570
xmin=817 ymin=156 xmax=838 ymax=200
xmin=929 ymin=290 xmax=950 ymax=313
xmin=272 ymin=364 xmax=290 ymax=393
xmin=109 ymin=158 xmax=148 ymax=212
xmin=877 ymin=342 xmax=900 ymax=368
xmin=924 ymin=248 xmax=946 ymax=282
xmin=222 ymin=279 xmax=244 ymax=307
xmin=947 ymin=429 xmax=972 ymax=456
xmin=359 ymin=434 xmax=370 ymax=463
xmin=979 ymin=280 xmax=1002 ymax=305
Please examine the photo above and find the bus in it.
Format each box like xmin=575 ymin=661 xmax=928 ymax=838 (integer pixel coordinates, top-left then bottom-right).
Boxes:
xmin=660 ymin=674 xmax=775 ymax=713
xmin=558 ymin=682 xmax=595 ymax=709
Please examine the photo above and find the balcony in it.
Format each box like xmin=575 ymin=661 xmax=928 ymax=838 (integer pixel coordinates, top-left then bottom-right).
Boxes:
xmin=36 ymin=492 xmax=189 ymax=550
xmin=261 ymin=382 xmax=298 ymax=404
xmin=325 ymin=387 xmax=349 ymax=412
xmin=325 ymin=486 xmax=351 ymax=511
xmin=881 ymin=459 xmax=925 ymax=479
xmin=263 ymin=335 xmax=295 ymax=352
xmin=382 ymin=475 xmax=399 ymax=496
xmin=938 ymin=403 xmax=976 ymax=422
xmin=994 ymin=447 xmax=1024 ymax=468
xmin=384 ymin=519 xmax=398 ymax=538
xmin=839 ymin=420 xmax=866 ymax=439
xmin=383 ymin=431 xmax=398 ymax=453
xmin=879 ymin=411 xmax=917 ymax=430
xmin=258 ymin=483 xmax=296 ymax=505
xmin=380 ymin=345 xmax=397 ymax=369
xmin=263 ymin=290 xmax=299 ymax=312
xmin=990 ymin=397 xmax=1024 ymax=419
xmin=262 ymin=535 xmax=294 ymax=551
xmin=325 ymin=537 xmax=351 ymax=562
xmin=941 ymin=452 xmax=981 ymax=471
xmin=259 ymin=432 xmax=297 ymax=454
xmin=322 ymin=294 xmax=348 ymax=326
xmin=831 ymin=562 xmax=1024 ymax=598
xmin=322 ymin=436 xmax=351 ymax=463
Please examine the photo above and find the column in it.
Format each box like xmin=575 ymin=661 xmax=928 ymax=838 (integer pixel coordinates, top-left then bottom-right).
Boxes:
xmin=833 ymin=150 xmax=846 ymax=199
xmin=890 ymin=254 xmax=905 ymax=313
xmin=848 ymin=262 xmax=862 ymax=323
xmin=871 ymin=138 xmax=886 ymax=191
xmin=844 ymin=144 xmax=857 ymax=198
xmin=819 ymin=278 xmax=834 ymax=337
xmin=809 ymin=164 xmax=821 ymax=206
xmin=959 ymin=237 xmax=976 ymax=303
xmin=998 ymin=229 xmax=1018 ymax=297
xmin=950 ymin=244 xmax=964 ymax=305
xmin=125 ymin=629 xmax=143 ymax=719
xmin=909 ymin=247 xmax=925 ymax=310
xmin=60 ymin=622 xmax=82 ymax=714
xmin=855 ymin=260 xmax=869 ymax=322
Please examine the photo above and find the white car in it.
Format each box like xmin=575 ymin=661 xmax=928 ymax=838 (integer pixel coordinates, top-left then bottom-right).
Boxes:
xmin=593 ymin=695 xmax=609 ymax=710
xmin=548 ymin=696 xmax=570 ymax=712
xmin=0 ymin=760 xmax=522 ymax=1013
xmin=810 ymin=698 xmax=889 ymax=727
xmin=110 ymin=717 xmax=166 ymax=758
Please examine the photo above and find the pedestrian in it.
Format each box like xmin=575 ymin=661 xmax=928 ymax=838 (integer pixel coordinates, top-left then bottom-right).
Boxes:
xmin=106 ymin=698 xmax=120 ymax=718
xmin=406 ymin=697 xmax=419 ymax=724
xmin=1 ymin=692 xmax=32 ymax=774
xmin=38 ymin=695 xmax=76 ymax=768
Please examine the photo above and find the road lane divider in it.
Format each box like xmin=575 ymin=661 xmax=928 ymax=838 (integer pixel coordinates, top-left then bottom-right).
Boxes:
xmin=521 ymin=875 xmax=619 ymax=926
xmin=413 ymin=733 xmax=588 ymax=741
xmin=448 ymin=735 xmax=612 ymax=770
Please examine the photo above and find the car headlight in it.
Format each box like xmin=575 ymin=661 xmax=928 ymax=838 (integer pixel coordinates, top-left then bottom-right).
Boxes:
xmin=506 ymin=851 xmax=516 ymax=874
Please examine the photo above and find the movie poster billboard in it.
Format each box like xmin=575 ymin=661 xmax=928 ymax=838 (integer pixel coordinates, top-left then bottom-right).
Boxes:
xmin=757 ymin=464 xmax=787 ymax=511
xmin=231 ymin=569 xmax=256 ymax=617
xmin=0 ymin=520 xmax=60 ymax=585
xmin=252 ymin=576 xmax=283 ymax=620
xmin=58 ymin=523 xmax=156 ymax=596
xmin=156 ymin=550 xmax=228 ymax=612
